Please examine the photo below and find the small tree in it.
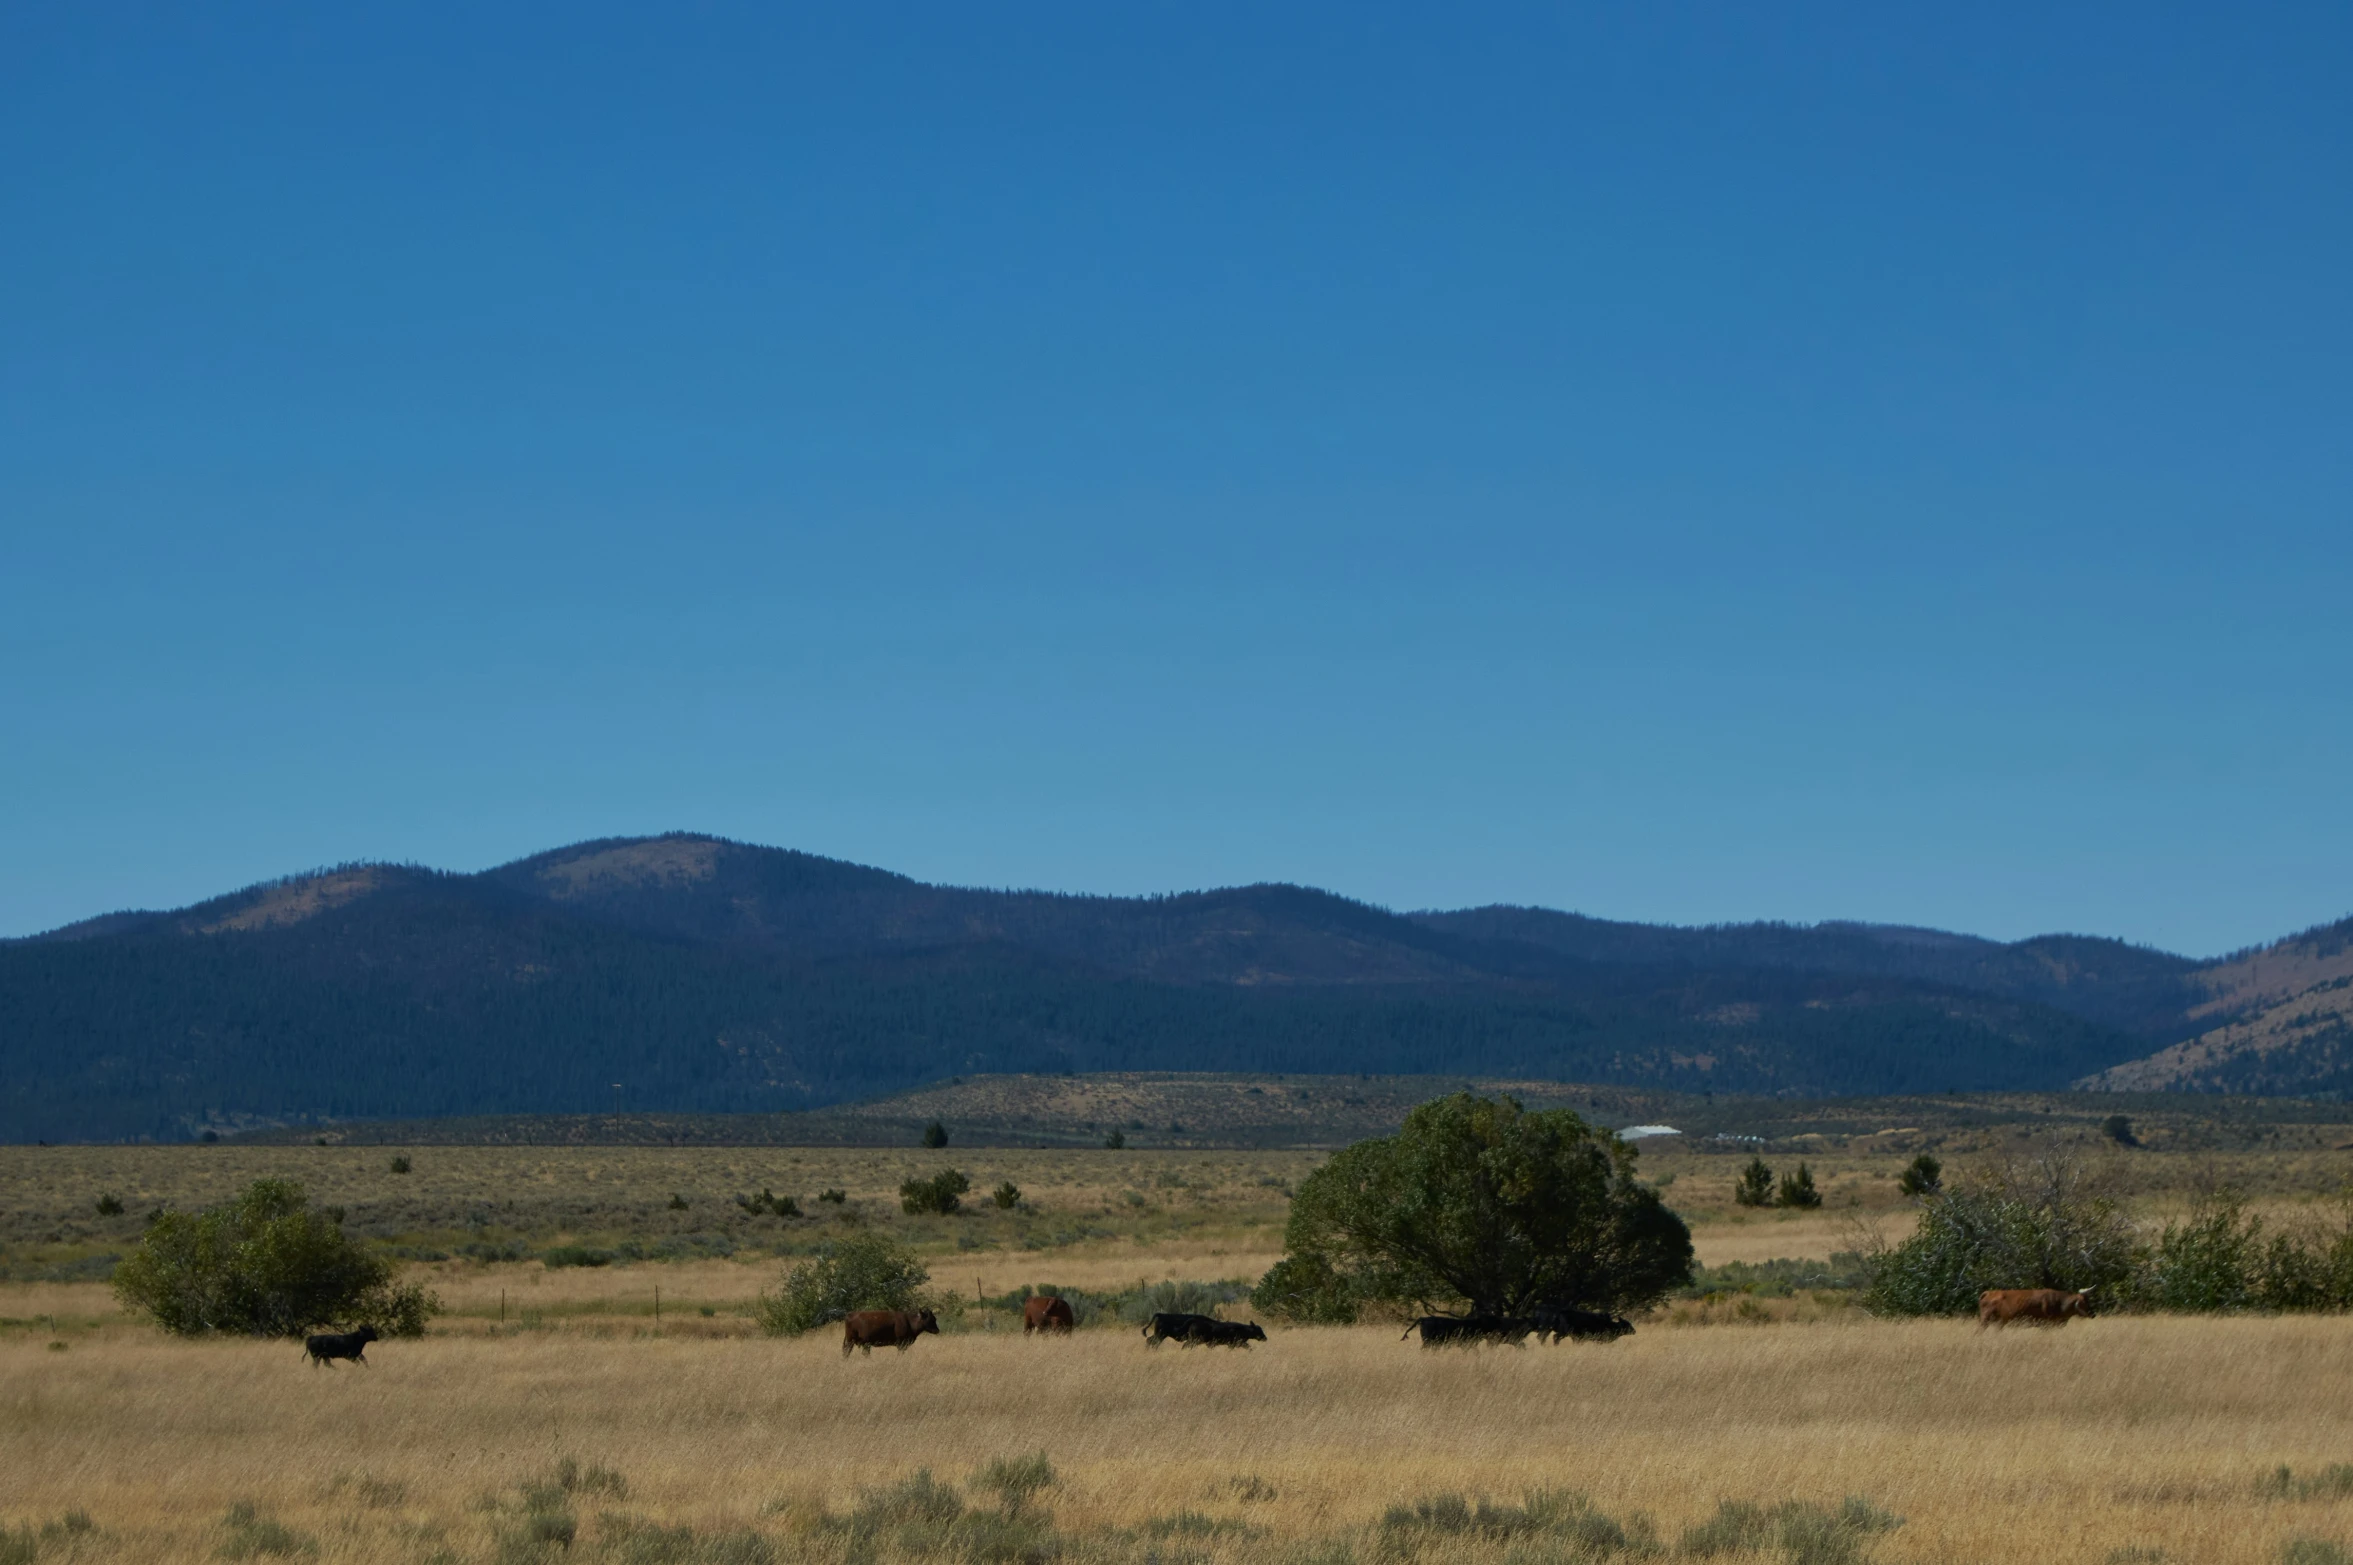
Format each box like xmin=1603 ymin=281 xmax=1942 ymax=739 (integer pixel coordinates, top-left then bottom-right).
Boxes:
xmin=1777 ymin=1164 xmax=1823 ymax=1210
xmin=1103 ymin=1130 xmax=1126 ymax=1150
xmin=757 ymin=1232 xmax=932 ymax=1335
xmin=1734 ymin=1157 xmax=1776 ymax=1208
xmin=1269 ymin=1092 xmax=1691 ymax=1318
xmin=900 ymin=1169 xmax=971 ymax=1215
xmin=2101 ymin=1115 xmax=2139 ymax=1148
xmin=112 ymin=1178 xmax=439 ymax=1337
xmin=1896 ymin=1154 xmax=1942 ymax=1200
xmin=922 ymin=1121 xmax=950 ymax=1149
xmin=991 ymin=1181 xmax=1022 ymax=1210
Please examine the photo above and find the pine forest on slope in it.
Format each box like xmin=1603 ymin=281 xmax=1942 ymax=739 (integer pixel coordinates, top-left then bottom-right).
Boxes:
xmin=2 ymin=833 xmax=2345 ymax=1142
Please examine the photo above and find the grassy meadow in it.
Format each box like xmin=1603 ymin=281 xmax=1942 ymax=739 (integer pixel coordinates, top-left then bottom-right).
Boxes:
xmin=6 ymin=1129 xmax=2353 ymax=1561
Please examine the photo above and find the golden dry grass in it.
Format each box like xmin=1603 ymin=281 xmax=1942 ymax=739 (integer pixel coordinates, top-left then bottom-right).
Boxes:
xmin=6 ymin=1317 xmax=2353 ymax=1562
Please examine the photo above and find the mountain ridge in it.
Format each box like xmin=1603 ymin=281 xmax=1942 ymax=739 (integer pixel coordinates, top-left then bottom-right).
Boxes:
xmin=2 ymin=832 xmax=2341 ymax=1141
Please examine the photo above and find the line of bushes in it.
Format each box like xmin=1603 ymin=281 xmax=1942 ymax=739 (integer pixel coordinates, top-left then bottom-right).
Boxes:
xmin=1864 ymin=1153 xmax=2353 ymax=1316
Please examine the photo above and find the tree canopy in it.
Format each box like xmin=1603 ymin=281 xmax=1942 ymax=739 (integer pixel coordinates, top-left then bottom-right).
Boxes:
xmin=1257 ymin=1092 xmax=1692 ymax=1320
xmin=112 ymin=1178 xmax=437 ymax=1337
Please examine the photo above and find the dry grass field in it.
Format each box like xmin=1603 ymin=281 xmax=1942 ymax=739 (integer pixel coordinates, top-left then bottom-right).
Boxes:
xmin=10 ymin=1135 xmax=2353 ymax=1560
xmin=8 ymin=1318 xmax=2353 ymax=1563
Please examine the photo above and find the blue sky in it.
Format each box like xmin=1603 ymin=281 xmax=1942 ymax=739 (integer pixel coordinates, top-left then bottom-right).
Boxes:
xmin=3 ymin=3 xmax=2347 ymax=956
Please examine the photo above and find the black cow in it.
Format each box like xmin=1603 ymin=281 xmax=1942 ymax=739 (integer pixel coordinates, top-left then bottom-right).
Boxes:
xmin=1529 ymin=1308 xmax=1635 ymax=1344
xmin=1402 ymin=1315 xmax=1531 ymax=1347
xmin=1191 ymin=1320 xmax=1268 ymax=1349
xmin=1141 ymin=1311 xmax=1220 ymax=1347
xmin=303 ymin=1325 xmax=380 ymax=1367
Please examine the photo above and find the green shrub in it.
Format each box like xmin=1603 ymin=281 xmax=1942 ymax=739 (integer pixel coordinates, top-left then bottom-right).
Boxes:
xmin=1862 ymin=1155 xmax=2139 ymax=1316
xmin=923 ymin=1121 xmax=950 ymax=1149
xmin=540 ymin=1246 xmax=616 ymax=1269
xmin=1778 ymin=1164 xmax=1823 ymax=1210
xmin=818 ymin=1188 xmax=847 ymax=1204
xmin=992 ymin=1182 xmax=1022 ymax=1210
xmin=388 ymin=1155 xmax=412 ymax=1174
xmin=2143 ymin=1197 xmax=2263 ymax=1312
xmin=757 ymin=1232 xmax=931 ymax=1335
xmin=112 ymin=1179 xmax=440 ymax=1338
xmin=901 ymin=1170 xmax=971 ymax=1216
xmin=95 ymin=1193 xmax=126 ymax=1216
xmin=668 ymin=1194 xmax=690 ymax=1210
xmin=737 ymin=1189 xmax=800 ymax=1219
xmin=1102 ymin=1130 xmax=1126 ymax=1150
xmin=1735 ymin=1157 xmax=1776 ymax=1208
xmin=2102 ymin=1115 xmax=2139 ymax=1147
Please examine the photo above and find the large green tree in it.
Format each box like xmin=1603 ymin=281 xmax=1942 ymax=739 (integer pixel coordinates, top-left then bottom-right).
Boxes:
xmin=1259 ymin=1092 xmax=1692 ymax=1320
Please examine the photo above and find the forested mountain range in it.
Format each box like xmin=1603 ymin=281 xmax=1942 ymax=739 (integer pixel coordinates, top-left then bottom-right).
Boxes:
xmin=3 ymin=833 xmax=2344 ymax=1141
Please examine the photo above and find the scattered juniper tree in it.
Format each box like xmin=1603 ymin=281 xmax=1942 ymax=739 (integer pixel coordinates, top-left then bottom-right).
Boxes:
xmin=1896 ymin=1154 xmax=1942 ymax=1199
xmin=922 ymin=1120 xmax=950 ymax=1149
xmin=1777 ymin=1164 xmax=1823 ymax=1210
xmin=1734 ymin=1157 xmax=1776 ymax=1208
xmin=1255 ymin=1091 xmax=1691 ymax=1321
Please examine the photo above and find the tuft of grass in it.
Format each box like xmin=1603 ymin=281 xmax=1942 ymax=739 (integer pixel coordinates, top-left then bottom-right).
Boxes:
xmin=971 ymin=1452 xmax=1057 ymax=1512
xmin=2264 ymin=1465 xmax=2353 ymax=1501
xmin=554 ymin=1456 xmax=630 ymax=1498
xmin=1378 ymin=1490 xmax=1650 ymax=1555
xmin=2281 ymin=1544 xmax=2353 ymax=1565
xmin=1678 ymin=1498 xmax=1899 ymax=1565
xmin=217 ymin=1500 xmax=316 ymax=1559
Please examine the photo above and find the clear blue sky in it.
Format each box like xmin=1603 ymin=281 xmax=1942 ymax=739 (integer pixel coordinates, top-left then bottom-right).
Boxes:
xmin=4 ymin=4 xmax=2348 ymax=957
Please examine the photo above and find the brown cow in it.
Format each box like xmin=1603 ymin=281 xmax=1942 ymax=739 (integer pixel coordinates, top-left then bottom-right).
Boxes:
xmin=1022 ymin=1295 xmax=1075 ymax=1335
xmin=841 ymin=1308 xmax=941 ymax=1356
xmin=1978 ymin=1288 xmax=2095 ymax=1328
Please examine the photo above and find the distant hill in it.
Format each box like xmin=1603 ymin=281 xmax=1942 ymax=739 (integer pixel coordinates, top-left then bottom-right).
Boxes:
xmin=2079 ymin=917 xmax=2353 ymax=1094
xmin=0 ymin=833 xmax=2337 ymax=1141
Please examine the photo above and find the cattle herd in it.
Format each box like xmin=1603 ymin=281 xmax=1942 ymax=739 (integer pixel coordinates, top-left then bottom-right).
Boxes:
xmin=300 ymin=1286 xmax=2100 ymax=1366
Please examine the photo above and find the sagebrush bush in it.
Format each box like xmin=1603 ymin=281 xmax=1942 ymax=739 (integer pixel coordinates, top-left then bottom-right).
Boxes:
xmin=971 ymin=1453 xmax=1056 ymax=1513
xmin=112 ymin=1179 xmax=440 ymax=1338
xmin=900 ymin=1170 xmax=970 ymax=1216
xmin=757 ymin=1232 xmax=931 ymax=1335
xmin=1679 ymin=1497 xmax=1899 ymax=1565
